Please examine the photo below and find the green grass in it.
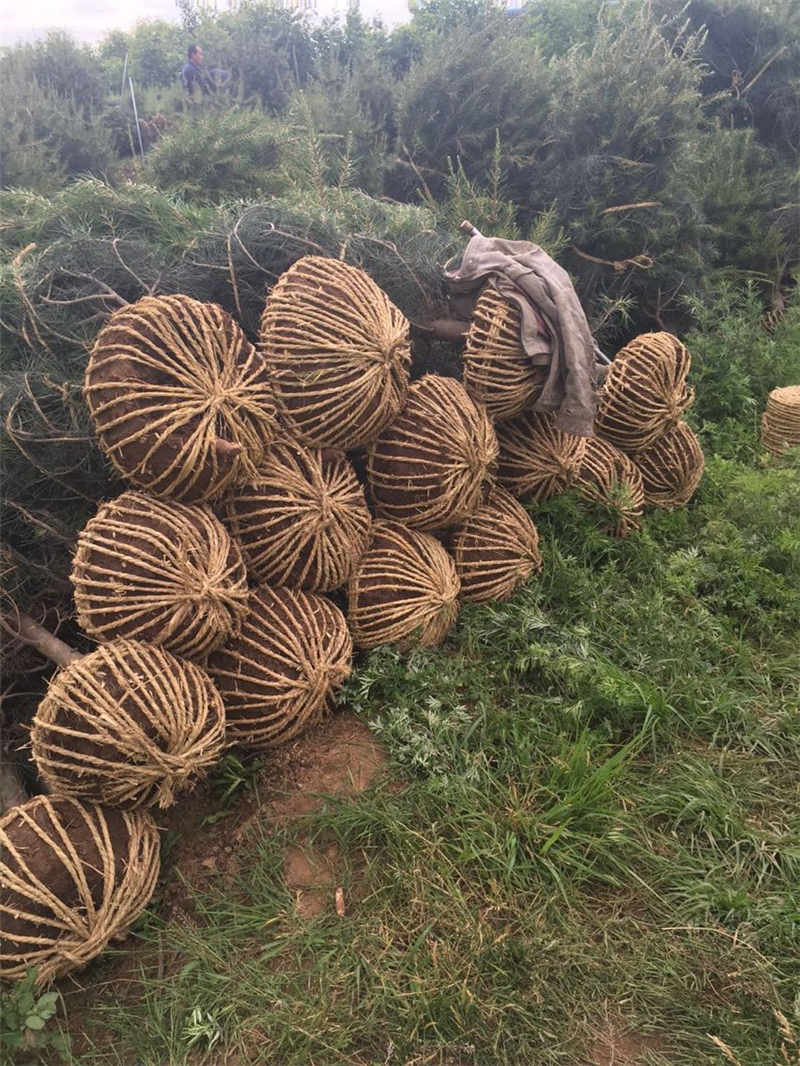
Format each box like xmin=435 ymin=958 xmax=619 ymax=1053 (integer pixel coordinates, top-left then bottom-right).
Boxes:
xmin=47 ymin=448 xmax=800 ymax=1066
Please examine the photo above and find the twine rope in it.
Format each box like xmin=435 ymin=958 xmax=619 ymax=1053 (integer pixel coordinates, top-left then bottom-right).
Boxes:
xmin=260 ymin=256 xmax=411 ymax=450
xmin=368 ymin=375 xmax=499 ymax=531
xmin=72 ymin=491 xmax=249 ymax=660
xmin=208 ymin=586 xmax=352 ymax=749
xmin=574 ymin=437 xmax=644 ymax=537
xmin=496 ymin=411 xmax=587 ymax=503
xmin=224 ymin=440 xmax=371 ymax=592
xmin=596 ymin=332 xmax=694 ymax=453
xmin=761 ymin=385 xmax=800 ymax=455
xmin=0 ymin=796 xmax=159 ymax=982
xmin=85 ymin=294 xmax=277 ymax=501
xmin=463 ymin=287 xmax=549 ymax=422
xmin=448 ymin=486 xmax=542 ymax=603
xmin=31 ymin=640 xmax=225 ymax=809
xmin=632 ymin=421 xmax=705 ymax=509
xmin=348 ymin=521 xmax=460 ymax=650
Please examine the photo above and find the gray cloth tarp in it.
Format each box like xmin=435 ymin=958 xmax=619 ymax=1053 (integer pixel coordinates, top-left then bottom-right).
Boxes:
xmin=444 ymin=235 xmax=598 ymax=437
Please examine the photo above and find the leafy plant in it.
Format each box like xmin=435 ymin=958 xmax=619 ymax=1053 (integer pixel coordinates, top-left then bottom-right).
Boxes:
xmin=0 ymin=969 xmax=67 ymax=1063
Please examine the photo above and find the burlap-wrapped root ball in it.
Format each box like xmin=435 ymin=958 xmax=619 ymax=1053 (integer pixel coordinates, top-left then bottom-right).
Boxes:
xmin=574 ymin=437 xmax=644 ymax=537
xmin=761 ymin=385 xmax=800 ymax=455
xmin=224 ymin=439 xmax=371 ymax=592
xmin=596 ymin=332 xmax=694 ymax=453
xmin=632 ymin=421 xmax=705 ymax=509
xmin=207 ymin=586 xmax=352 ymax=749
xmin=348 ymin=521 xmax=460 ymax=650
xmin=72 ymin=491 xmax=249 ymax=660
xmin=31 ymin=640 xmax=225 ymax=809
xmin=448 ymin=486 xmax=543 ymax=603
xmin=0 ymin=796 xmax=159 ymax=982
xmin=463 ymin=286 xmax=550 ymax=422
xmin=368 ymin=375 xmax=499 ymax=531
xmin=496 ymin=411 xmax=587 ymax=503
xmin=260 ymin=256 xmax=411 ymax=450
xmin=85 ymin=294 xmax=278 ymax=502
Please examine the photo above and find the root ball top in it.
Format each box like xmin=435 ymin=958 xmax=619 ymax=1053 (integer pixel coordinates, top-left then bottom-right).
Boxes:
xmin=85 ymin=294 xmax=278 ymax=502
xmin=596 ymin=332 xmax=694 ymax=453
xmin=367 ymin=375 xmax=499 ymax=531
xmin=0 ymin=796 xmax=159 ymax=983
xmin=348 ymin=521 xmax=460 ymax=649
xmin=32 ymin=640 xmax=226 ymax=809
xmin=761 ymin=385 xmax=800 ymax=455
xmin=72 ymin=491 xmax=249 ymax=660
xmin=207 ymin=586 xmax=353 ymax=749
xmin=260 ymin=256 xmax=411 ymax=450
xmin=463 ymin=286 xmax=549 ymax=422
xmin=224 ymin=439 xmax=371 ymax=592
xmin=448 ymin=486 xmax=542 ymax=603
xmin=496 ymin=410 xmax=587 ymax=502
xmin=632 ymin=421 xmax=705 ymax=509
xmin=574 ymin=437 xmax=644 ymax=537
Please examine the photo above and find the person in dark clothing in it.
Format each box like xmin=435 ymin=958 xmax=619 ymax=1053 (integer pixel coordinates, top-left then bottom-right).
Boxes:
xmin=182 ymin=44 xmax=214 ymax=96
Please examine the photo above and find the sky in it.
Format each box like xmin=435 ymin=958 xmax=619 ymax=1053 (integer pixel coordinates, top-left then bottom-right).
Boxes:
xmin=0 ymin=0 xmax=412 ymax=45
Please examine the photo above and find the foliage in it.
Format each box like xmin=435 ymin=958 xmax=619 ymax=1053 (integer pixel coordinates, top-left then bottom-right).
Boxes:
xmin=0 ymin=67 xmax=114 ymax=192
xmin=142 ymin=105 xmax=285 ymax=202
xmin=0 ymin=969 xmax=67 ymax=1063
xmin=684 ymin=280 xmax=800 ymax=457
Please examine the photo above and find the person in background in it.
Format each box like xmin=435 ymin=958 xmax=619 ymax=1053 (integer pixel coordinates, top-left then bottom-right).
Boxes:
xmin=182 ymin=44 xmax=214 ymax=96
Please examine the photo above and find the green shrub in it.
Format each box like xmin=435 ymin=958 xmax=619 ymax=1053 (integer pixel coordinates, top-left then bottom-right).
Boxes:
xmin=142 ymin=105 xmax=285 ymax=201
xmin=684 ymin=281 xmax=800 ymax=458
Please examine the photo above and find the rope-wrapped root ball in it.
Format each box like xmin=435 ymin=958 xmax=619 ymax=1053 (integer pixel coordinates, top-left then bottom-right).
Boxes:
xmin=31 ymin=640 xmax=225 ymax=809
xmin=574 ymin=437 xmax=644 ymax=537
xmin=223 ymin=440 xmax=371 ymax=592
xmin=632 ymin=421 xmax=705 ymax=509
xmin=207 ymin=587 xmax=352 ymax=749
xmin=85 ymin=294 xmax=278 ymax=502
xmin=348 ymin=521 xmax=460 ymax=650
xmin=260 ymin=256 xmax=411 ymax=450
xmin=496 ymin=411 xmax=587 ymax=503
xmin=596 ymin=332 xmax=694 ymax=453
xmin=0 ymin=796 xmax=159 ymax=982
xmin=367 ymin=375 xmax=499 ymax=531
xmin=72 ymin=491 xmax=249 ymax=660
xmin=463 ymin=286 xmax=549 ymax=422
xmin=761 ymin=385 xmax=800 ymax=455
xmin=448 ymin=486 xmax=542 ymax=603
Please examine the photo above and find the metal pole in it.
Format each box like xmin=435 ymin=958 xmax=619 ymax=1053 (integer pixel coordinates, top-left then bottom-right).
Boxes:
xmin=120 ymin=51 xmax=129 ymax=99
xmin=129 ymin=77 xmax=146 ymax=162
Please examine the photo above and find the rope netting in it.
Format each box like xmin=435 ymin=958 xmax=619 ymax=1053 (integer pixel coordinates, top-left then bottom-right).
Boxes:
xmin=72 ymin=491 xmax=249 ymax=660
xmin=348 ymin=521 xmax=460 ymax=650
xmin=260 ymin=256 xmax=411 ymax=450
xmin=367 ymin=375 xmax=499 ymax=531
xmin=31 ymin=640 xmax=226 ymax=809
xmin=632 ymin=421 xmax=705 ymax=509
xmin=0 ymin=795 xmax=159 ymax=982
xmin=207 ymin=585 xmax=352 ymax=749
xmin=761 ymin=385 xmax=800 ymax=455
xmin=574 ymin=437 xmax=645 ymax=537
xmin=596 ymin=332 xmax=694 ymax=453
xmin=223 ymin=439 xmax=372 ymax=592
xmin=85 ymin=294 xmax=278 ymax=502
xmin=462 ymin=286 xmax=549 ymax=422
xmin=496 ymin=411 xmax=587 ymax=503
xmin=448 ymin=486 xmax=542 ymax=603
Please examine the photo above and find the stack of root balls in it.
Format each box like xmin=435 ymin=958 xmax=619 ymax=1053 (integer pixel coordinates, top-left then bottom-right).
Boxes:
xmin=3 ymin=260 xmax=703 ymax=987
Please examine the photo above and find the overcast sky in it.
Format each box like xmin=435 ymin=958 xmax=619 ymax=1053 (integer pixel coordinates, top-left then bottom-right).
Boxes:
xmin=0 ymin=0 xmax=412 ymax=46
